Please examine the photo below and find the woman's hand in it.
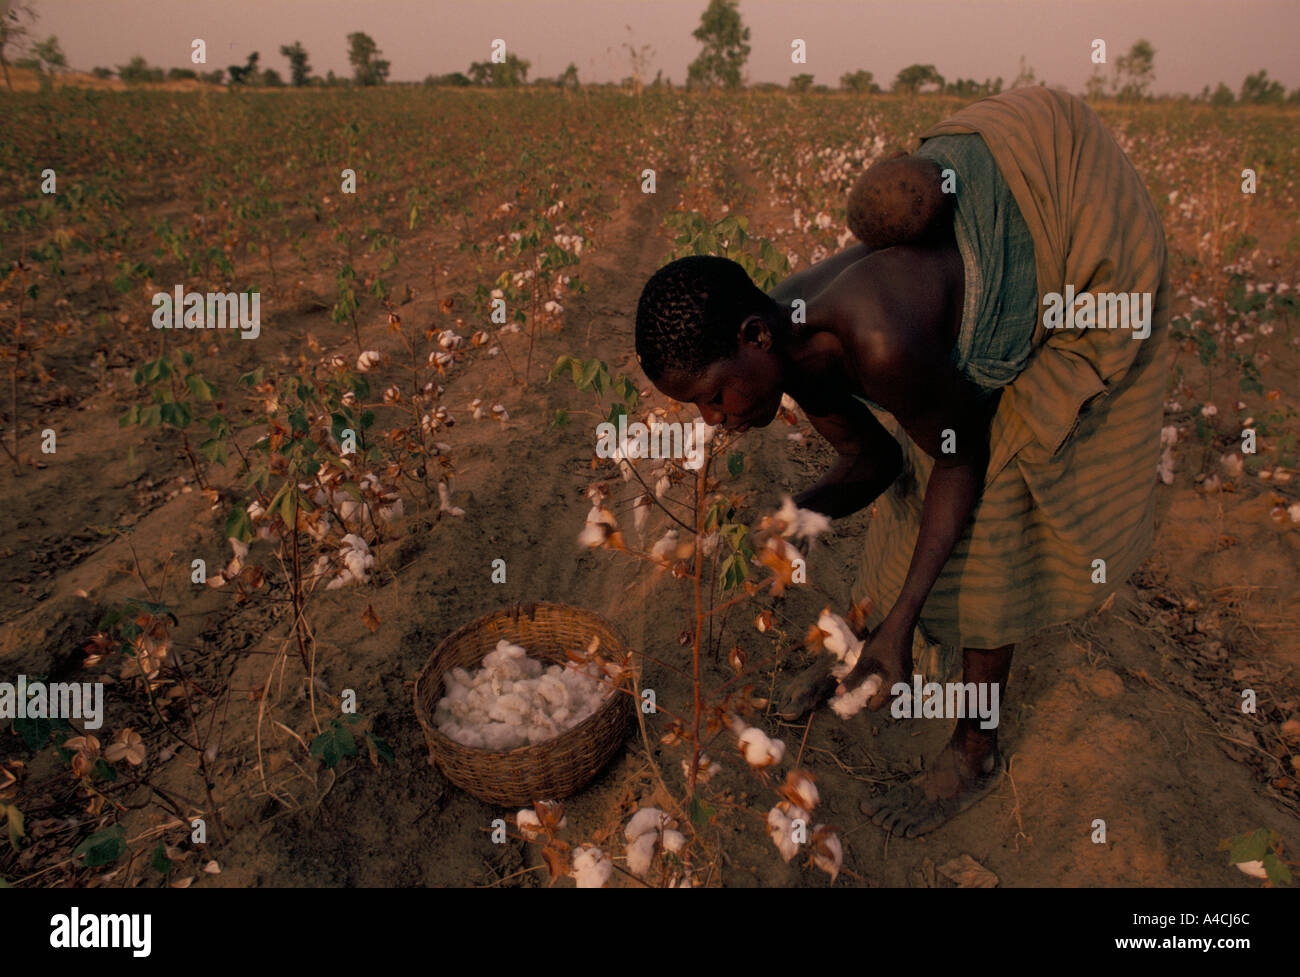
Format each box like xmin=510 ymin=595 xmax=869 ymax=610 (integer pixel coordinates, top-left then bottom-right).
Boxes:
xmin=837 ymin=616 xmax=915 ymax=712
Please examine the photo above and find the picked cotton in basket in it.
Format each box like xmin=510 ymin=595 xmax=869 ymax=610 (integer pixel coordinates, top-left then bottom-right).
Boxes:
xmin=434 ymin=639 xmax=616 ymax=749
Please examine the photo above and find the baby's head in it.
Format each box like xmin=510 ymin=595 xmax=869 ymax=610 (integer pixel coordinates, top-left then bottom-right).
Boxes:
xmin=634 ymin=256 xmax=786 ymax=432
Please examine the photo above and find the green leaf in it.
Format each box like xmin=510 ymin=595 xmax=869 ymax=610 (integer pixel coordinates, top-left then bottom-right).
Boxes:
xmin=3 ymin=803 xmax=25 ymax=851
xmin=548 ymin=355 xmax=574 ymax=383
xmin=279 ymin=487 xmax=298 ymax=526
xmin=688 ymin=795 xmax=716 ymax=827
xmin=151 ymin=841 xmax=171 ymax=874
xmin=91 ymin=758 xmax=118 ymax=782
xmin=366 ymin=733 xmax=395 ymax=764
xmin=727 ymin=451 xmax=745 ymax=476
xmin=225 ymin=505 xmax=254 ymax=544
xmin=185 ymin=373 xmax=216 ymax=401
xmin=576 ymin=358 xmax=601 ymax=392
xmin=310 ymin=720 xmax=359 ymax=769
xmin=552 ymin=408 xmax=569 ymax=429
xmin=1261 ymin=852 xmax=1292 ymax=887
xmin=74 ymin=825 xmax=126 ymax=867
xmin=720 ymin=553 xmax=748 ymax=591
xmin=1223 ymin=828 xmax=1273 ymax=863
xmin=13 ymin=716 xmax=56 ymax=751
xmin=199 ymin=438 xmax=227 ymax=465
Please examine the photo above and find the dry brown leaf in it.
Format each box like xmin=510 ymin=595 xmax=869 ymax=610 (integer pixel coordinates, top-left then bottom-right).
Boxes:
xmin=362 ymin=603 xmax=381 ymax=633
xmin=541 ymin=846 xmax=568 ymax=886
xmin=937 ymin=853 xmax=999 ymax=888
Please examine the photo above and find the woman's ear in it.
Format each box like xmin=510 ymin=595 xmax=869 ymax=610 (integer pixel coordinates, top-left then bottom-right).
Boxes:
xmin=739 ymin=314 xmax=772 ymax=349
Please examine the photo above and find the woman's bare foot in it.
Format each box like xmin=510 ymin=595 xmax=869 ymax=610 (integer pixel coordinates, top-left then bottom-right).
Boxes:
xmin=861 ymin=728 xmax=1003 ymax=837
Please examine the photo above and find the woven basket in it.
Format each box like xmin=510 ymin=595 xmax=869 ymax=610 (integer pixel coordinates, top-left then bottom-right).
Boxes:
xmin=413 ymin=601 xmax=636 ymax=807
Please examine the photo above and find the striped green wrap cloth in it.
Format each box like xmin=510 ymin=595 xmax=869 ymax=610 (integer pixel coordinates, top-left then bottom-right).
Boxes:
xmin=851 ymin=86 xmax=1173 ymax=678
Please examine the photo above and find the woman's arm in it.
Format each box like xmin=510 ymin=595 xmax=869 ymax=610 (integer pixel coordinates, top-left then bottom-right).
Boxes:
xmin=793 ymin=395 xmax=904 ymax=518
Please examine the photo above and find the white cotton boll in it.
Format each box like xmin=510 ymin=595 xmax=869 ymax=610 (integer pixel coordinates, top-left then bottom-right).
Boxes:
xmin=571 ymin=845 xmax=612 ymax=888
xmin=662 ymin=830 xmax=687 ymax=854
xmin=767 ymin=806 xmax=798 ymax=863
xmin=538 ymin=674 xmax=570 ymax=709
xmin=816 ymin=609 xmax=857 ymax=662
xmin=1156 ymin=446 xmax=1175 ymax=485
xmin=438 ymin=481 xmax=465 ymax=517
xmin=378 ymin=497 xmax=404 ymax=524
xmin=775 ymin=494 xmax=831 ymax=541
xmin=789 ymin=771 xmax=819 ymax=810
xmin=650 ymin=529 xmax=678 ymax=561
xmin=487 ymin=692 xmax=529 ymax=724
xmin=1160 ymin=425 xmax=1179 ymax=447
xmin=626 ymin=831 xmax=658 ymax=876
xmin=356 ymin=350 xmax=383 ymax=372
xmin=830 ymin=674 xmax=882 ymax=718
xmin=654 ymin=475 xmax=671 ymax=498
xmin=624 ymin=807 xmax=670 ymax=841
xmin=1235 ymin=859 xmax=1268 ymax=879
xmin=633 ymin=499 xmax=650 ymax=536
xmin=812 ymin=828 xmax=843 ymax=882
xmin=516 ymin=808 xmax=544 ymax=840
xmin=738 ymin=726 xmax=785 ymax=768
xmin=479 ymin=724 xmax=524 ymax=752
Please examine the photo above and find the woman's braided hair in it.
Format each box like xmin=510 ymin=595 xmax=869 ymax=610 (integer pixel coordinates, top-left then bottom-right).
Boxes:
xmin=635 ymin=255 xmax=774 ymax=381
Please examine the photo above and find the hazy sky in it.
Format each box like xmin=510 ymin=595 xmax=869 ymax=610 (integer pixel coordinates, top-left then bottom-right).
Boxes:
xmin=26 ymin=0 xmax=1300 ymax=94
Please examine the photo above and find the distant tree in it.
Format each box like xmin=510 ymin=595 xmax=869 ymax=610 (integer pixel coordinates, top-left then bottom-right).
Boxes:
xmin=279 ymin=41 xmax=312 ymax=86
xmin=200 ymin=68 xmax=225 ymax=85
xmin=839 ymin=69 xmax=879 ymax=94
xmin=227 ymin=51 xmax=260 ymax=86
xmin=1209 ymin=82 xmax=1235 ymax=106
xmin=617 ymin=25 xmax=654 ymax=95
xmin=0 ymin=2 xmax=37 ymax=91
xmin=347 ymin=32 xmax=389 ymax=86
xmin=1084 ymin=66 xmax=1107 ymax=100
xmin=429 ymin=71 xmax=470 ymax=87
xmin=166 ymin=67 xmax=198 ymax=81
xmin=1240 ymin=69 xmax=1284 ymax=104
xmin=893 ymin=63 xmax=944 ymax=94
xmin=30 ymin=34 xmax=66 ymax=75
xmin=91 ymin=66 xmax=114 ymax=79
xmin=558 ymin=62 xmax=580 ymax=90
xmin=1114 ymin=39 xmax=1155 ymax=100
xmin=1011 ymin=55 xmax=1036 ymax=89
xmin=945 ymin=77 xmax=1000 ymax=98
xmin=467 ymin=53 xmax=530 ymax=86
xmin=686 ymin=0 xmax=750 ymax=90
xmin=261 ymin=67 xmax=284 ymax=87
xmin=118 ymin=55 xmax=164 ymax=84
xmin=789 ymin=72 xmax=814 ymax=92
